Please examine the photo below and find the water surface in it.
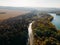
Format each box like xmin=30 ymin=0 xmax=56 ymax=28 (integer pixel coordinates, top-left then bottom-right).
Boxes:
xmin=49 ymin=13 xmax=60 ymax=30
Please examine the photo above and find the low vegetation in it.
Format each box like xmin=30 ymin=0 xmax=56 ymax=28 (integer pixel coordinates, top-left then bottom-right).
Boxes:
xmin=56 ymin=12 xmax=60 ymax=15
xmin=0 ymin=12 xmax=6 ymax=14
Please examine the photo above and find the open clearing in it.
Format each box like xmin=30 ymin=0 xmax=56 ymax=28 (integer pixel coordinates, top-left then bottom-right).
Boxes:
xmin=0 ymin=9 xmax=30 ymax=21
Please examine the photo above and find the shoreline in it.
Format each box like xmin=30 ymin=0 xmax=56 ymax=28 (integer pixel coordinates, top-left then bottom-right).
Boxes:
xmin=32 ymin=14 xmax=60 ymax=45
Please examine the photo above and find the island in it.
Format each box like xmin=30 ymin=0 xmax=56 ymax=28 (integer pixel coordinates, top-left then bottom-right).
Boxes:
xmin=56 ymin=12 xmax=60 ymax=15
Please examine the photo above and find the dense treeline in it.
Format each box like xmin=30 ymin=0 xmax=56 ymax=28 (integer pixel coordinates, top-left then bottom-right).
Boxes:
xmin=0 ymin=11 xmax=58 ymax=45
xmin=0 ymin=11 xmax=39 ymax=45
xmin=32 ymin=14 xmax=60 ymax=45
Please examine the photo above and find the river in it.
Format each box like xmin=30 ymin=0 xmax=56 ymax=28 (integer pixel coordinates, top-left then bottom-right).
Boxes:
xmin=28 ymin=21 xmax=34 ymax=45
xmin=27 ymin=13 xmax=60 ymax=45
xmin=49 ymin=13 xmax=60 ymax=30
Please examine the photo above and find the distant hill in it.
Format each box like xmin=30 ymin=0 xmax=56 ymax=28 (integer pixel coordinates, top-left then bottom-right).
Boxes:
xmin=0 ymin=6 xmax=60 ymax=12
xmin=0 ymin=6 xmax=36 ymax=11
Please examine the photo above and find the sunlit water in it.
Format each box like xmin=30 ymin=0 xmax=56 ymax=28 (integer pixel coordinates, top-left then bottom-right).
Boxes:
xmin=49 ymin=13 xmax=60 ymax=30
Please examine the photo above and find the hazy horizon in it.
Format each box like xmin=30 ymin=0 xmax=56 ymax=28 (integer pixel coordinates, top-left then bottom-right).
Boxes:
xmin=0 ymin=0 xmax=60 ymax=8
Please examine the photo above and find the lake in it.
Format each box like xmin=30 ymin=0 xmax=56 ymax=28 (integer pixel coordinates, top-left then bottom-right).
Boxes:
xmin=49 ymin=13 xmax=60 ymax=30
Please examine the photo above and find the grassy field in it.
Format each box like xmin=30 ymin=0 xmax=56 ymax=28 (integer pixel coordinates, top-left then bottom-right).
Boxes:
xmin=0 ymin=9 xmax=29 ymax=21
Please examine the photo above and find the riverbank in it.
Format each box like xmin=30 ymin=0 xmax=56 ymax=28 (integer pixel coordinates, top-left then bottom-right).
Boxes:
xmin=49 ymin=13 xmax=60 ymax=30
xmin=32 ymin=14 xmax=60 ymax=45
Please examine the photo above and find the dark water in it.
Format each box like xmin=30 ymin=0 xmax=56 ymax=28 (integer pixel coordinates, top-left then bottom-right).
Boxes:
xmin=49 ymin=13 xmax=60 ymax=30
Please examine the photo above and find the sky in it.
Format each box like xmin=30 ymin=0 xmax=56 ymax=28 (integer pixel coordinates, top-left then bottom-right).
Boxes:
xmin=0 ymin=0 xmax=60 ymax=8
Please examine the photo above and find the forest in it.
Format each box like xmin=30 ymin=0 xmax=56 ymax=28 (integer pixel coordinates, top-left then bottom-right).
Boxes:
xmin=0 ymin=11 xmax=40 ymax=45
xmin=32 ymin=13 xmax=60 ymax=45
xmin=0 ymin=10 xmax=60 ymax=45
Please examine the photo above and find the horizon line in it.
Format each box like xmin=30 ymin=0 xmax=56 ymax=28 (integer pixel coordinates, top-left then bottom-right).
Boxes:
xmin=0 ymin=6 xmax=60 ymax=9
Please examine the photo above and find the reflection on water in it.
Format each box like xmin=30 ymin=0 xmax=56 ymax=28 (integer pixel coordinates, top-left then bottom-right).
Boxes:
xmin=49 ymin=13 xmax=60 ymax=30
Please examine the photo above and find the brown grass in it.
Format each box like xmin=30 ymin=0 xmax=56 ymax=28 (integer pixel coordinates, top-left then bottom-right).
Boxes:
xmin=0 ymin=9 xmax=30 ymax=21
